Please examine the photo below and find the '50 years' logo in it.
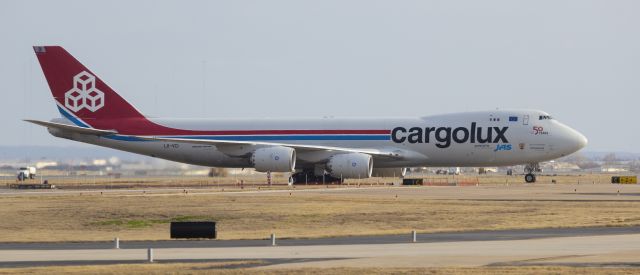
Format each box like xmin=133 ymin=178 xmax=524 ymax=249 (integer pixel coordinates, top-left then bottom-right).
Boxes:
xmin=532 ymin=126 xmax=549 ymax=135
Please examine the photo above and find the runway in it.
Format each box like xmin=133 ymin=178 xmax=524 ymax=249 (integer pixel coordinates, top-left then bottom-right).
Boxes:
xmin=1 ymin=226 xmax=639 ymax=268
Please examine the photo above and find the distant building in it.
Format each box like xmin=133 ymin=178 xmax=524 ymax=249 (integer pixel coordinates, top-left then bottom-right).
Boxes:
xmin=35 ymin=161 xmax=58 ymax=169
xmin=92 ymin=159 xmax=108 ymax=166
xmin=545 ymin=162 xmax=581 ymax=172
xmin=601 ymin=166 xmax=629 ymax=173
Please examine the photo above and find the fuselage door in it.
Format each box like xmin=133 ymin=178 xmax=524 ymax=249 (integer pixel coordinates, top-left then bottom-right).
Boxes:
xmin=523 ymin=115 xmax=529 ymax=125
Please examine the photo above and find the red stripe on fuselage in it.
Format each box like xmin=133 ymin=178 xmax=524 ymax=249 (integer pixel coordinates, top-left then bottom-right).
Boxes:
xmin=87 ymin=118 xmax=390 ymax=136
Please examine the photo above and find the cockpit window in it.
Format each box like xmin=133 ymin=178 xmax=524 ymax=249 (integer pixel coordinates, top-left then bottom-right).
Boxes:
xmin=538 ymin=115 xmax=552 ymax=120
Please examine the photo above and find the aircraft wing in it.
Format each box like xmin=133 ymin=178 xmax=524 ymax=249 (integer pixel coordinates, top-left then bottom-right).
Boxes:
xmin=25 ymin=120 xmax=405 ymax=158
xmin=128 ymin=136 xmax=403 ymax=158
xmin=24 ymin=120 xmax=118 ymax=136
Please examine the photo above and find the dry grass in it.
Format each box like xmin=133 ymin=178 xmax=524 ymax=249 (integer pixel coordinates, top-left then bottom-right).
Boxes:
xmin=1 ymin=184 xmax=640 ymax=242
xmin=0 ymin=264 xmax=637 ymax=275
xmin=1 ymin=174 xmax=639 ymax=273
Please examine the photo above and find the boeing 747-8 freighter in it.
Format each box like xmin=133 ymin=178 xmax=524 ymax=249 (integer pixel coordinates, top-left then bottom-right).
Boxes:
xmin=27 ymin=46 xmax=587 ymax=183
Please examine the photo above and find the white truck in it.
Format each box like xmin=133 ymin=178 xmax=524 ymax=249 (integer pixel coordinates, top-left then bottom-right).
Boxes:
xmin=17 ymin=167 xmax=37 ymax=181
xmin=447 ymin=167 xmax=461 ymax=175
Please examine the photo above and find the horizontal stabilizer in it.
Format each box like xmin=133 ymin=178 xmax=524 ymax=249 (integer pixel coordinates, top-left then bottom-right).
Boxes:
xmin=24 ymin=119 xmax=118 ymax=136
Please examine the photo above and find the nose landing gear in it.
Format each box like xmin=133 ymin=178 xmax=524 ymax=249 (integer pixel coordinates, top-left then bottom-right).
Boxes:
xmin=524 ymin=163 xmax=540 ymax=183
xmin=524 ymin=173 xmax=536 ymax=183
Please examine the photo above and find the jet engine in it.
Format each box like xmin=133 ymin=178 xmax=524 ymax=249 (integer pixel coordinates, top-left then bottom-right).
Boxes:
xmin=251 ymin=146 xmax=296 ymax=172
xmin=371 ymin=168 xmax=407 ymax=178
xmin=326 ymin=153 xmax=373 ymax=179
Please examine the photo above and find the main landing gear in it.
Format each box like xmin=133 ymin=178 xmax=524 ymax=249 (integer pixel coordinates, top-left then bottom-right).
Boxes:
xmin=290 ymin=170 xmax=343 ymax=184
xmin=524 ymin=163 xmax=540 ymax=183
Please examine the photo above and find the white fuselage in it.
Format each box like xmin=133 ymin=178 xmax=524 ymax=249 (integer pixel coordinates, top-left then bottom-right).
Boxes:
xmin=49 ymin=109 xmax=587 ymax=170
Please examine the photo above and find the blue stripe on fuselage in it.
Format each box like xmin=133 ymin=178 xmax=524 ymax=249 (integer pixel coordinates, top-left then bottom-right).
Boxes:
xmin=103 ymin=135 xmax=149 ymax=141
xmin=102 ymin=134 xmax=391 ymax=142
xmin=166 ymin=135 xmax=391 ymax=141
xmin=57 ymin=106 xmax=90 ymax=128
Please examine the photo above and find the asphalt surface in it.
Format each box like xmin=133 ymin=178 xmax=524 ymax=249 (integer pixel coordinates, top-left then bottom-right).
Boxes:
xmin=2 ymin=226 xmax=639 ymax=250
xmin=2 ymin=232 xmax=640 ymax=269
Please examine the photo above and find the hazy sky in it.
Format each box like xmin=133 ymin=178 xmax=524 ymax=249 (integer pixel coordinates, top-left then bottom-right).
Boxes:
xmin=1 ymin=0 xmax=639 ymax=152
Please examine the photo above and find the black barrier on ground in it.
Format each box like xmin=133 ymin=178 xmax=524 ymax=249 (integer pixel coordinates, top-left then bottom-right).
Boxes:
xmin=402 ymin=179 xmax=423 ymax=185
xmin=170 ymin=222 xmax=216 ymax=239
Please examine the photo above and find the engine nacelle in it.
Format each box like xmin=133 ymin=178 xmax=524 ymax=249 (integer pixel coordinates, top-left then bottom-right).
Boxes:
xmin=251 ymin=146 xmax=296 ymax=172
xmin=326 ymin=153 xmax=373 ymax=179
xmin=371 ymin=168 xmax=407 ymax=178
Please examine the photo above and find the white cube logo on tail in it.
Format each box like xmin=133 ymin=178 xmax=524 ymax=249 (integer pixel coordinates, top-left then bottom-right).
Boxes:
xmin=64 ymin=71 xmax=104 ymax=112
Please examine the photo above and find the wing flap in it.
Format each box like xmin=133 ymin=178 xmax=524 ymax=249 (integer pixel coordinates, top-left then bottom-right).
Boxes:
xmin=129 ymin=136 xmax=401 ymax=157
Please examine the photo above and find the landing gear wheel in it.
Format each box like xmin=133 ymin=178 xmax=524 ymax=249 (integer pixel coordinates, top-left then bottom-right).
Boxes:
xmin=525 ymin=173 xmax=536 ymax=183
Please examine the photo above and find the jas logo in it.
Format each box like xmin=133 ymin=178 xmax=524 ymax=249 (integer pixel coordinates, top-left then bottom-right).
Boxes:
xmin=532 ymin=126 xmax=549 ymax=135
xmin=64 ymin=71 xmax=105 ymax=112
xmin=494 ymin=144 xmax=512 ymax=152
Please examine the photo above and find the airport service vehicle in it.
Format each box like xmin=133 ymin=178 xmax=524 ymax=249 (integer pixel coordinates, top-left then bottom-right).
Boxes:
xmin=17 ymin=167 xmax=36 ymax=180
xmin=27 ymin=46 xmax=588 ymax=183
xmin=447 ymin=167 xmax=461 ymax=175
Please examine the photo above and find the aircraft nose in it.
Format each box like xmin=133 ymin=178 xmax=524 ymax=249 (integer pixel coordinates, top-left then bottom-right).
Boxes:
xmin=575 ymin=130 xmax=588 ymax=149
xmin=563 ymin=125 xmax=588 ymax=153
